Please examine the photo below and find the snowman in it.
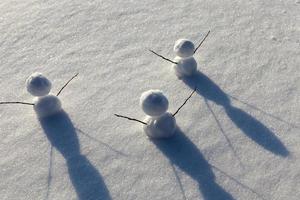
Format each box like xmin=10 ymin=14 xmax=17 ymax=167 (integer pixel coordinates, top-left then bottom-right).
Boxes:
xmin=0 ymin=72 xmax=78 ymax=118
xmin=115 ymin=88 xmax=196 ymax=139
xmin=149 ymin=31 xmax=210 ymax=78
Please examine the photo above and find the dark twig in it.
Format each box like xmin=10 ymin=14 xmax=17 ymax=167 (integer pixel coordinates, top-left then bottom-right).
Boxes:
xmin=194 ymin=30 xmax=211 ymax=54
xmin=149 ymin=49 xmax=178 ymax=65
xmin=114 ymin=114 xmax=147 ymax=125
xmin=56 ymin=73 xmax=79 ymax=96
xmin=0 ymin=101 xmax=34 ymax=106
xmin=173 ymin=87 xmax=197 ymax=117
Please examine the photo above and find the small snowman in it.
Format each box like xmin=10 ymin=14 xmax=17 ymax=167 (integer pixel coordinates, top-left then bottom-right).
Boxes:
xmin=0 ymin=72 xmax=78 ymax=118
xmin=115 ymin=88 xmax=196 ymax=139
xmin=150 ymin=31 xmax=210 ymax=78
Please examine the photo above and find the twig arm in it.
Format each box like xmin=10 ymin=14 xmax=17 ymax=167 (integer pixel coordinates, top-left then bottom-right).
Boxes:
xmin=194 ymin=30 xmax=210 ymax=54
xmin=114 ymin=114 xmax=147 ymax=125
xmin=56 ymin=73 xmax=79 ymax=96
xmin=173 ymin=87 xmax=197 ymax=117
xmin=0 ymin=101 xmax=34 ymax=106
xmin=149 ymin=49 xmax=178 ymax=65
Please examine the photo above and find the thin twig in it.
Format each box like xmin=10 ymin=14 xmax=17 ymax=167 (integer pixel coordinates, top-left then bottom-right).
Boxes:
xmin=0 ymin=101 xmax=34 ymax=106
xmin=194 ymin=30 xmax=211 ymax=54
xmin=173 ymin=87 xmax=197 ymax=117
xmin=56 ymin=73 xmax=79 ymax=96
xmin=149 ymin=49 xmax=178 ymax=65
xmin=114 ymin=114 xmax=147 ymax=125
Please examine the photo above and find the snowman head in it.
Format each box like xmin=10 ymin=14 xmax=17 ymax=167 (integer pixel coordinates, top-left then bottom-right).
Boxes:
xmin=26 ymin=72 xmax=52 ymax=97
xmin=173 ymin=39 xmax=195 ymax=58
xmin=140 ymin=90 xmax=169 ymax=117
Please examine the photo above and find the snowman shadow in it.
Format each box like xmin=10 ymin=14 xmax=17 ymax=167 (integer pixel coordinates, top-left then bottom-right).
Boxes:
xmin=39 ymin=110 xmax=112 ymax=200
xmin=152 ymin=128 xmax=235 ymax=200
xmin=182 ymin=70 xmax=289 ymax=157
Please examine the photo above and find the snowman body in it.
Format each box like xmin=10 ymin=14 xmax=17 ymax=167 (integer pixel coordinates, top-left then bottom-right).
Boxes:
xmin=140 ymin=90 xmax=177 ymax=139
xmin=26 ymin=72 xmax=63 ymax=118
xmin=33 ymin=94 xmax=62 ymax=118
xmin=173 ymin=56 xmax=197 ymax=78
xmin=143 ymin=112 xmax=176 ymax=139
xmin=173 ymin=39 xmax=197 ymax=78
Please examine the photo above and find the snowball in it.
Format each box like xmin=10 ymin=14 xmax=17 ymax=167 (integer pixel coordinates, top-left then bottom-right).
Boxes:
xmin=140 ymin=90 xmax=169 ymax=117
xmin=143 ymin=112 xmax=176 ymax=139
xmin=173 ymin=56 xmax=197 ymax=77
xmin=173 ymin=39 xmax=195 ymax=58
xmin=26 ymin=72 xmax=52 ymax=97
xmin=33 ymin=94 xmax=62 ymax=118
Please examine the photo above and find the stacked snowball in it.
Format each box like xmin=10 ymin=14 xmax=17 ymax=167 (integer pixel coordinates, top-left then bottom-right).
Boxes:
xmin=140 ymin=90 xmax=176 ymax=139
xmin=173 ymin=39 xmax=197 ymax=77
xmin=26 ymin=72 xmax=62 ymax=118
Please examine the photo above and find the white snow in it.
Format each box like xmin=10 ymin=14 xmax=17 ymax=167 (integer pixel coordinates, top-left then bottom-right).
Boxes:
xmin=0 ymin=0 xmax=299 ymax=200
xmin=26 ymin=72 xmax=52 ymax=97
xmin=140 ymin=90 xmax=169 ymax=117
xmin=173 ymin=56 xmax=198 ymax=77
xmin=140 ymin=90 xmax=176 ymax=138
xmin=173 ymin=39 xmax=195 ymax=58
xmin=143 ymin=112 xmax=176 ymax=139
xmin=33 ymin=94 xmax=62 ymax=118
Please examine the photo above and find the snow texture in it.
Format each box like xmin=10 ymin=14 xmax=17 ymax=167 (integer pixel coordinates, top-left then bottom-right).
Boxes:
xmin=140 ymin=90 xmax=169 ymax=117
xmin=0 ymin=0 xmax=299 ymax=200
xmin=33 ymin=95 xmax=62 ymax=118
xmin=173 ymin=56 xmax=198 ymax=77
xmin=26 ymin=72 xmax=52 ymax=97
xmin=143 ymin=112 xmax=176 ymax=139
xmin=173 ymin=39 xmax=195 ymax=58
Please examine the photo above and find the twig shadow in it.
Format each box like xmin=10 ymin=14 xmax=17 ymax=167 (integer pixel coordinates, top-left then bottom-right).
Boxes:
xmin=152 ymin=128 xmax=235 ymax=200
xmin=40 ymin=110 xmax=112 ymax=200
xmin=182 ymin=71 xmax=289 ymax=157
xmin=204 ymin=99 xmax=244 ymax=168
xmin=75 ymin=128 xmax=129 ymax=157
xmin=227 ymin=94 xmax=300 ymax=129
xmin=45 ymin=145 xmax=53 ymax=200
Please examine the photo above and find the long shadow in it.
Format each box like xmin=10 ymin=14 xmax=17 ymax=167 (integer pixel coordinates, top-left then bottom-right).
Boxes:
xmin=40 ymin=111 xmax=112 ymax=200
xmin=152 ymin=128 xmax=235 ymax=200
xmin=182 ymin=71 xmax=289 ymax=157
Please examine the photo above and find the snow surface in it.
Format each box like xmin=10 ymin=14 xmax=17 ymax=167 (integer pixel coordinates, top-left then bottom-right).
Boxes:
xmin=0 ymin=0 xmax=299 ymax=200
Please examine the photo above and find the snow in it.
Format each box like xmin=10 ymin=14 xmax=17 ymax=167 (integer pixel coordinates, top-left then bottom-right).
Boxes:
xmin=26 ymin=72 xmax=52 ymax=97
xmin=140 ymin=90 xmax=176 ymax=138
xmin=34 ymin=95 xmax=62 ymax=118
xmin=0 ymin=0 xmax=299 ymax=200
xmin=173 ymin=39 xmax=195 ymax=58
xmin=143 ymin=112 xmax=176 ymax=139
xmin=173 ymin=56 xmax=198 ymax=77
xmin=140 ymin=90 xmax=169 ymax=117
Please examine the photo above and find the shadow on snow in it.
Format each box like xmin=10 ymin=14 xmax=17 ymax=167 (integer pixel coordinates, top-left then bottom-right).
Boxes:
xmin=152 ymin=128 xmax=235 ymax=200
xmin=40 ymin=110 xmax=112 ymax=200
xmin=182 ymin=71 xmax=289 ymax=157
